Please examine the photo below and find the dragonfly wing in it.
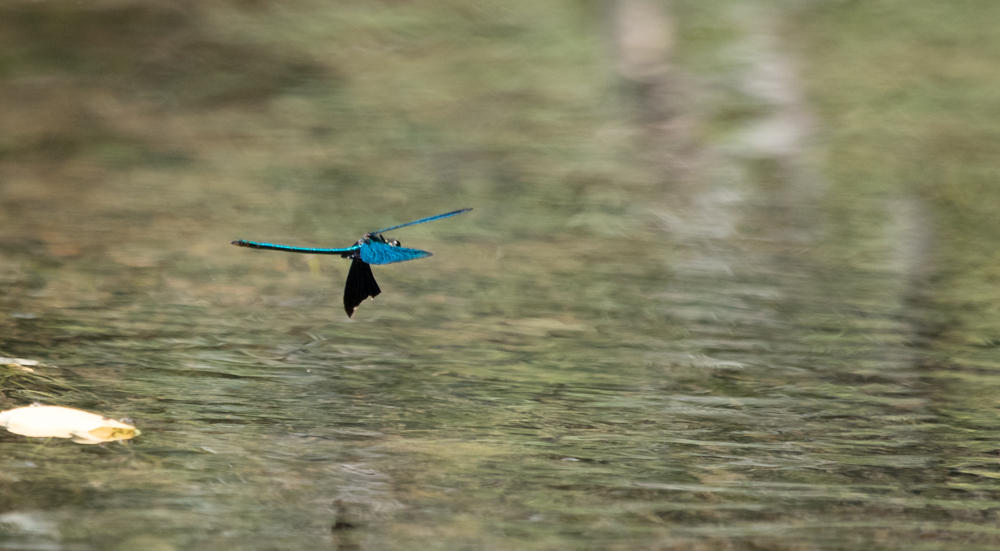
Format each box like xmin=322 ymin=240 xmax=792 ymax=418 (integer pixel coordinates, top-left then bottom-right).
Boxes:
xmin=359 ymin=240 xmax=432 ymax=265
xmin=343 ymin=259 xmax=381 ymax=318
xmin=369 ymin=208 xmax=472 ymax=234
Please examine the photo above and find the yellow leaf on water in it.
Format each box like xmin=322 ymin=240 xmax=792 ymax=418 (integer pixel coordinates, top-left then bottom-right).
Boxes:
xmin=0 ymin=405 xmax=140 ymax=444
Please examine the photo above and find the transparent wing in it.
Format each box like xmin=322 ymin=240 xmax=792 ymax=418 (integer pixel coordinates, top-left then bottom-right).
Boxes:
xmin=359 ymin=240 xmax=432 ymax=265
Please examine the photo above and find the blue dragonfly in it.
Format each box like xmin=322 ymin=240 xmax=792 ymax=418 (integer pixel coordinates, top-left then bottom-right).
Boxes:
xmin=232 ymin=208 xmax=472 ymax=317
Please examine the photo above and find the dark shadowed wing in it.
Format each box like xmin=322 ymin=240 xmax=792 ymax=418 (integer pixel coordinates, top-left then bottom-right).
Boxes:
xmin=343 ymin=259 xmax=381 ymax=318
xmin=359 ymin=240 xmax=432 ymax=265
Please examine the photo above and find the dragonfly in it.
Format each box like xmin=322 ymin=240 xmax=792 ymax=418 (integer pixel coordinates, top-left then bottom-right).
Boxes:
xmin=232 ymin=208 xmax=472 ymax=317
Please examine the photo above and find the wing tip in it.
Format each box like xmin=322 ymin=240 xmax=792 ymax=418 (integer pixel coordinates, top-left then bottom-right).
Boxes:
xmin=345 ymin=297 xmax=377 ymax=319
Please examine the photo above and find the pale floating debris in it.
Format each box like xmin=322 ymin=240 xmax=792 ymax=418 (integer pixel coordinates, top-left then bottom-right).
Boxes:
xmin=10 ymin=312 xmax=38 ymax=319
xmin=0 ymin=405 xmax=140 ymax=444
xmin=0 ymin=357 xmax=40 ymax=367
xmin=0 ymin=357 xmax=39 ymax=373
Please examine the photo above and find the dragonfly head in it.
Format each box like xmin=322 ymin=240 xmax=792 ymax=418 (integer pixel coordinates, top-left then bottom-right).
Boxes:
xmin=389 ymin=239 xmax=401 ymax=247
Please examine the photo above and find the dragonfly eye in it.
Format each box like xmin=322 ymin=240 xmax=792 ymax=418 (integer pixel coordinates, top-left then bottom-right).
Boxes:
xmin=389 ymin=239 xmax=401 ymax=247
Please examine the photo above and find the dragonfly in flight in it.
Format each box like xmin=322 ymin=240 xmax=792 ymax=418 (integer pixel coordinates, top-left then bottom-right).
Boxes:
xmin=233 ymin=208 xmax=472 ymax=317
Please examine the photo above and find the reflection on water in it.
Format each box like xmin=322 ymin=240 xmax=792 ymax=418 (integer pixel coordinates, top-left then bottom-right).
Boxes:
xmin=3 ymin=0 xmax=1000 ymax=550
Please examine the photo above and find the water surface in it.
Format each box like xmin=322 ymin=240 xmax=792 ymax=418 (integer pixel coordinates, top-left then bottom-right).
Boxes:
xmin=3 ymin=1 xmax=1000 ymax=550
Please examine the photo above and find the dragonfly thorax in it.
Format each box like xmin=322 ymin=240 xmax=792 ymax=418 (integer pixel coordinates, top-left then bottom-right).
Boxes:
xmin=363 ymin=233 xmax=401 ymax=247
